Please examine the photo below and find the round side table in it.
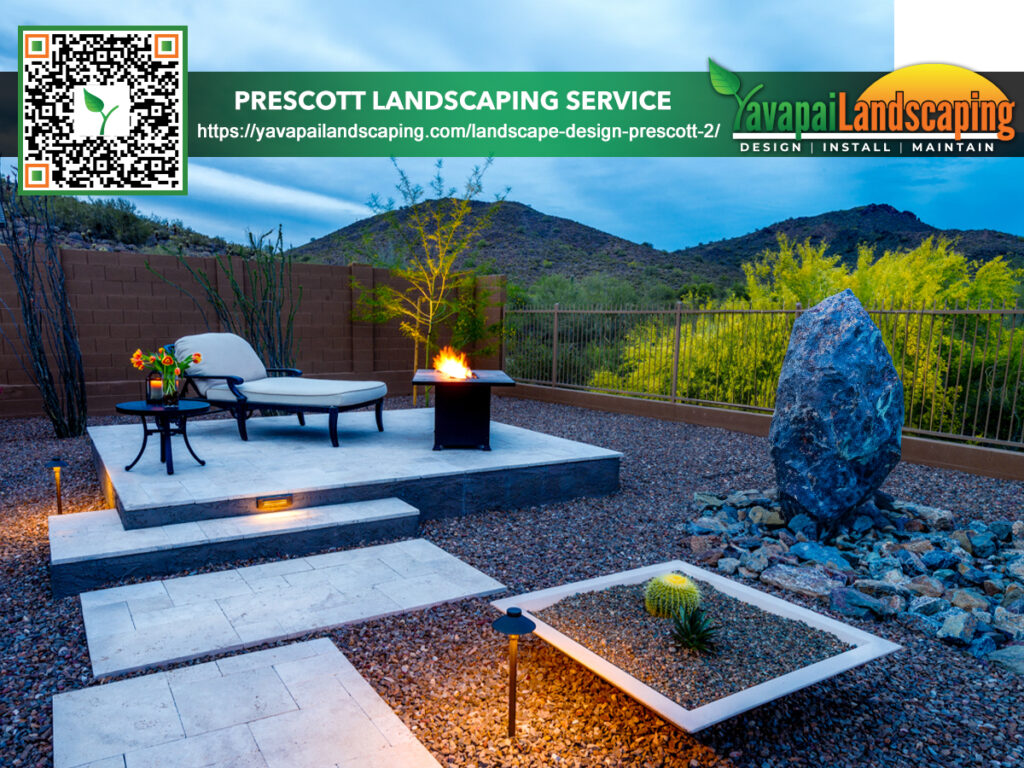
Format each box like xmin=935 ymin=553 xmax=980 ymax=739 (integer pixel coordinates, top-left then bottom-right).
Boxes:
xmin=115 ymin=399 xmax=210 ymax=475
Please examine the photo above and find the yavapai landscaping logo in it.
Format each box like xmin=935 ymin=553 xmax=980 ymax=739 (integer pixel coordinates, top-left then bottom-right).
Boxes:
xmin=709 ymin=58 xmax=1016 ymax=155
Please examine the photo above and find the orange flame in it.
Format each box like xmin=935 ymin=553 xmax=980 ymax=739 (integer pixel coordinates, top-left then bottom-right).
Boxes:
xmin=433 ymin=346 xmax=471 ymax=379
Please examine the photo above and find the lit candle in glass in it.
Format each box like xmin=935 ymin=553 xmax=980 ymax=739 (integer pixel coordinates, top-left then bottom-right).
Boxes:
xmin=147 ymin=373 xmax=163 ymax=403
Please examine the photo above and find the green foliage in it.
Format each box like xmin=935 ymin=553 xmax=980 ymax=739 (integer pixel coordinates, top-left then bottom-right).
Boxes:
xmin=508 ymin=234 xmax=1024 ymax=444
xmin=708 ymin=58 xmax=741 ymax=97
xmin=524 ymin=272 xmax=660 ymax=307
xmin=353 ymin=159 xmax=509 ymax=399
xmin=47 ymin=197 xmax=157 ymax=245
xmin=644 ymin=573 xmax=702 ymax=618
xmin=671 ymin=605 xmax=719 ymax=655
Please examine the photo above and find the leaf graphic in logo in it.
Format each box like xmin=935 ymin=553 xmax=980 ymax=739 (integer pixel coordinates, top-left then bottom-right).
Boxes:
xmin=708 ymin=59 xmax=741 ymax=97
xmin=83 ymin=88 xmax=105 ymax=113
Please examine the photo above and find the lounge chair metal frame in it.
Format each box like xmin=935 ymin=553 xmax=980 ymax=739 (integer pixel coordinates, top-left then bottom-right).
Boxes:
xmin=180 ymin=366 xmax=384 ymax=448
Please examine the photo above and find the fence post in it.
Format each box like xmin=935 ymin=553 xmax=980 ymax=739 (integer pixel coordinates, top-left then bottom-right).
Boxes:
xmin=671 ymin=301 xmax=682 ymax=402
xmin=551 ymin=303 xmax=559 ymax=387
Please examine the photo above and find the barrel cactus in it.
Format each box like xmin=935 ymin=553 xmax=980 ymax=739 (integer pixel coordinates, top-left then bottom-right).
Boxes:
xmin=644 ymin=573 xmax=701 ymax=618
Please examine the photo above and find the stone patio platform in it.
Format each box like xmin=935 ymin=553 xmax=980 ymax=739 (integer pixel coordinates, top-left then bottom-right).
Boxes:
xmin=89 ymin=408 xmax=621 ymax=529
xmin=53 ymin=638 xmax=440 ymax=768
xmin=82 ymin=538 xmax=504 ymax=677
xmin=50 ymin=499 xmax=419 ymax=597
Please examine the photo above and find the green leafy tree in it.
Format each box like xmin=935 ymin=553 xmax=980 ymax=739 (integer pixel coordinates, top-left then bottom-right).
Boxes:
xmin=585 ymin=235 xmax=1024 ymax=441
xmin=354 ymin=158 xmax=509 ymax=403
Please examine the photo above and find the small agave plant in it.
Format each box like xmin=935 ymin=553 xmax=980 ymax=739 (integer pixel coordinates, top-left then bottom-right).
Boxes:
xmin=671 ymin=604 xmax=719 ymax=655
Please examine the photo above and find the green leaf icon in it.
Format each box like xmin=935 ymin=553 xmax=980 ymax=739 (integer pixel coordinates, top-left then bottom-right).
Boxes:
xmin=708 ymin=59 xmax=740 ymax=97
xmin=83 ymin=88 xmax=105 ymax=113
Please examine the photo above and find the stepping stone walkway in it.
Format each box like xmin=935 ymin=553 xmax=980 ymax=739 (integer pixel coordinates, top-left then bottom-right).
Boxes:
xmin=82 ymin=539 xmax=504 ymax=677
xmin=53 ymin=638 xmax=441 ymax=768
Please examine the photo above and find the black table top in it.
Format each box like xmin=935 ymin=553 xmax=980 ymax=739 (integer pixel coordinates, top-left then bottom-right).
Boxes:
xmin=412 ymin=369 xmax=515 ymax=386
xmin=116 ymin=399 xmax=211 ymax=416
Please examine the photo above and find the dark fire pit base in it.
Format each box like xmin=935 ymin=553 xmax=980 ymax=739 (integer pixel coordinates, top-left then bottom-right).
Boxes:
xmin=412 ymin=369 xmax=515 ymax=451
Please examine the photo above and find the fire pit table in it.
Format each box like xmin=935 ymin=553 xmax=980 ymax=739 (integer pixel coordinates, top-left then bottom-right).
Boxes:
xmin=412 ymin=368 xmax=515 ymax=450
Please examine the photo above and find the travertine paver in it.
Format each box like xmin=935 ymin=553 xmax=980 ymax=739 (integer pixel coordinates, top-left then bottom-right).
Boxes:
xmin=53 ymin=638 xmax=441 ymax=768
xmin=82 ymin=539 xmax=504 ymax=676
xmin=49 ymin=499 xmax=419 ymax=563
xmin=88 ymin=407 xmax=621 ymax=516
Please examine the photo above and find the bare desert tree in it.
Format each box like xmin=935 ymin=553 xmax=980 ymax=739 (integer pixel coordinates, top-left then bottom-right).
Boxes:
xmin=0 ymin=175 xmax=87 ymax=437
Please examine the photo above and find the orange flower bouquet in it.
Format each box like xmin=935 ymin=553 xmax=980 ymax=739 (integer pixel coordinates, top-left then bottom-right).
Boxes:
xmin=130 ymin=346 xmax=202 ymax=405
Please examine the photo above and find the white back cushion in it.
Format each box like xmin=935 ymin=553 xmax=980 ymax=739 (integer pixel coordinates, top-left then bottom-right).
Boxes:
xmin=174 ymin=333 xmax=268 ymax=395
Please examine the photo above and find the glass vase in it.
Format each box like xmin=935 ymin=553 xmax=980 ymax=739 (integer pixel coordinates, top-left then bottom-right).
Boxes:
xmin=161 ymin=373 xmax=180 ymax=406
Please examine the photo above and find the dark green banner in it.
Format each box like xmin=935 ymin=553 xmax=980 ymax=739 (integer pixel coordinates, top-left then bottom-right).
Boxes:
xmin=188 ymin=70 xmax=1024 ymax=158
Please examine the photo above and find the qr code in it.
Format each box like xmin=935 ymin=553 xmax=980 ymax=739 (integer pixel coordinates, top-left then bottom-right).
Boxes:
xmin=19 ymin=27 xmax=187 ymax=195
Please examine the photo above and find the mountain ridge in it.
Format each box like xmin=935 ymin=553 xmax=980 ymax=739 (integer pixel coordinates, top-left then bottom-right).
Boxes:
xmin=289 ymin=201 xmax=1024 ymax=292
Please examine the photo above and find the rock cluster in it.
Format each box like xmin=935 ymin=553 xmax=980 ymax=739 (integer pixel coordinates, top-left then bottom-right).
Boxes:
xmin=683 ymin=488 xmax=1024 ymax=669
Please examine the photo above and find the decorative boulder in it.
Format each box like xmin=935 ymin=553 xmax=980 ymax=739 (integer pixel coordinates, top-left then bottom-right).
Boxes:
xmin=770 ymin=289 xmax=903 ymax=535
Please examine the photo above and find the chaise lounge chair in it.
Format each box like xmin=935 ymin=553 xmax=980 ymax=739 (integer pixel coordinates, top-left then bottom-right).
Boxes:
xmin=174 ymin=332 xmax=386 ymax=447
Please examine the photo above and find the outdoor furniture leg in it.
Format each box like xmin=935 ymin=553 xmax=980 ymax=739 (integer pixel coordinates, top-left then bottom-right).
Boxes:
xmin=375 ymin=399 xmax=384 ymax=432
xmin=328 ymin=407 xmax=339 ymax=447
xmin=180 ymin=417 xmax=206 ymax=466
xmin=297 ymin=412 xmax=305 ymax=426
xmin=158 ymin=415 xmax=175 ymax=475
xmin=124 ymin=416 xmax=150 ymax=471
xmin=234 ymin=406 xmax=249 ymax=441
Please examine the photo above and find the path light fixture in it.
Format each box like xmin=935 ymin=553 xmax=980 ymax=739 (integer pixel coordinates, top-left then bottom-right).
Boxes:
xmin=492 ymin=605 xmax=536 ymax=738
xmin=46 ymin=458 xmax=68 ymax=515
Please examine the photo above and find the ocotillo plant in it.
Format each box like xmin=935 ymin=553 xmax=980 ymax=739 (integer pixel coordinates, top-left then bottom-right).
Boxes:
xmin=0 ymin=174 xmax=87 ymax=437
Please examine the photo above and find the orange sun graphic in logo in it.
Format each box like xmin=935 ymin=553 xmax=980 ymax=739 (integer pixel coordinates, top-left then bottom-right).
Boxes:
xmin=858 ymin=63 xmax=1009 ymax=104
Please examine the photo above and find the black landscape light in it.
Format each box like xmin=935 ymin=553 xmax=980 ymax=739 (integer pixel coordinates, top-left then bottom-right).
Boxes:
xmin=492 ymin=606 xmax=536 ymax=738
xmin=46 ymin=458 xmax=69 ymax=515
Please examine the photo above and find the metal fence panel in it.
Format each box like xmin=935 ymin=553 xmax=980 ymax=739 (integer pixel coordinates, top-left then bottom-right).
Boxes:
xmin=503 ymin=303 xmax=1024 ymax=449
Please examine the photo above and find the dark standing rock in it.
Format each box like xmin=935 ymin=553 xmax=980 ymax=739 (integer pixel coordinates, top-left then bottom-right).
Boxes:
xmin=769 ymin=290 xmax=903 ymax=535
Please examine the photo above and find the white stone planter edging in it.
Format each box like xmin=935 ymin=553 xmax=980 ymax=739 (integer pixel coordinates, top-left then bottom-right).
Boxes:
xmin=492 ymin=560 xmax=902 ymax=733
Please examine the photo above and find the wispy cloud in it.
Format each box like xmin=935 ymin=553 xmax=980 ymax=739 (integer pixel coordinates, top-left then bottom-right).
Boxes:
xmin=187 ymin=163 xmax=369 ymax=219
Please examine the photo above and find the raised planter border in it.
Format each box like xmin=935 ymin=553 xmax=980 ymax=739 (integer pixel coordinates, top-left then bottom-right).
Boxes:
xmin=492 ymin=560 xmax=901 ymax=733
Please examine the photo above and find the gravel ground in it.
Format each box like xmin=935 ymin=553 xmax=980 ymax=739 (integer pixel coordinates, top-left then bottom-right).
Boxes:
xmin=536 ymin=582 xmax=849 ymax=709
xmin=2 ymin=397 xmax=1023 ymax=767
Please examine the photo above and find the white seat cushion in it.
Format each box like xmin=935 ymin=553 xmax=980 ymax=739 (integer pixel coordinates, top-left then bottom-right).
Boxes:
xmin=206 ymin=377 xmax=387 ymax=408
xmin=175 ymin=333 xmax=267 ymax=396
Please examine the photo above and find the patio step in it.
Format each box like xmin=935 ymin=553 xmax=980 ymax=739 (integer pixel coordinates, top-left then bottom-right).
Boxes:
xmin=49 ymin=498 xmax=420 ymax=597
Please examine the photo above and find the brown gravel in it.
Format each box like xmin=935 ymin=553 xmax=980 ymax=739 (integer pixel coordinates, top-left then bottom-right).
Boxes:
xmin=2 ymin=396 xmax=1024 ymax=768
xmin=535 ymin=582 xmax=849 ymax=709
